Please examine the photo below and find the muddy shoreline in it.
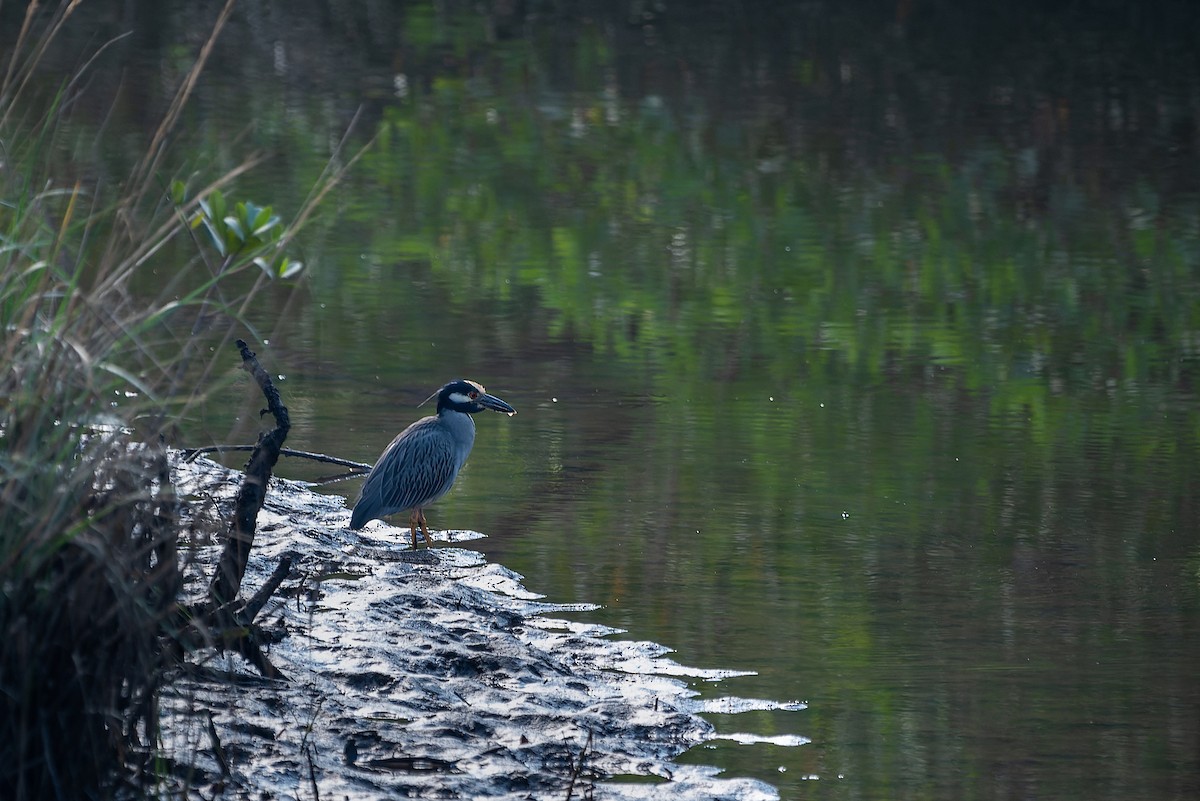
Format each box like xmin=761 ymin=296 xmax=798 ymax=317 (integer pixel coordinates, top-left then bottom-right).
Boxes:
xmin=163 ymin=455 xmax=791 ymax=799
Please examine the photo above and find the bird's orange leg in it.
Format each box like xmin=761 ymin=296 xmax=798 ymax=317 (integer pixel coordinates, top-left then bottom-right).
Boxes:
xmin=408 ymin=508 xmax=434 ymax=547
xmin=407 ymin=509 xmax=421 ymax=548
xmin=417 ymin=510 xmax=436 ymax=546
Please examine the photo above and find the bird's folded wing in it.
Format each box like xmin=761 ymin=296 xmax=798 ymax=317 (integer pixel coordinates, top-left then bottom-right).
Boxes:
xmin=362 ymin=417 xmax=459 ymax=516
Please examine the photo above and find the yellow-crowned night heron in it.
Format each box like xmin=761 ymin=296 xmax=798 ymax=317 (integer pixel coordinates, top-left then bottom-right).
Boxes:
xmin=349 ymin=379 xmax=515 ymax=546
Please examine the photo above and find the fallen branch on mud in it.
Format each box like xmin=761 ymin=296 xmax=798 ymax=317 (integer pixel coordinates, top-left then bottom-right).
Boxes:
xmin=181 ymin=444 xmax=371 ymax=475
xmin=174 ymin=339 xmax=295 ymax=679
xmin=208 ymin=339 xmax=290 ymax=608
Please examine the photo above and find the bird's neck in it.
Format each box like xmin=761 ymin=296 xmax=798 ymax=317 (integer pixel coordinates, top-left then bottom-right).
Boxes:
xmin=438 ymin=408 xmax=477 ymax=458
xmin=438 ymin=407 xmax=477 ymax=431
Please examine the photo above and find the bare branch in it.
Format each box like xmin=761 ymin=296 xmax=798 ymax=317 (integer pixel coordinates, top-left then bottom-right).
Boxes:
xmin=208 ymin=339 xmax=289 ymax=609
xmin=240 ymin=556 xmax=293 ymax=623
xmin=182 ymin=444 xmax=370 ymax=472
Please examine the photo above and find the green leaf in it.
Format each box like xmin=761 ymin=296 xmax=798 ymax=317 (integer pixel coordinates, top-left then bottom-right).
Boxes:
xmin=198 ymin=209 xmax=226 ymax=256
xmin=278 ymin=258 xmax=304 ymax=279
xmin=223 ymin=215 xmax=245 ymax=244
xmin=208 ymin=190 xmax=226 ymax=220
xmin=253 ymin=213 xmax=281 ymax=238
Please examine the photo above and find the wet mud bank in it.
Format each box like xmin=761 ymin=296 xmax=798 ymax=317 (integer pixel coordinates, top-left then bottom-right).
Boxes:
xmin=165 ymin=455 xmax=790 ymax=800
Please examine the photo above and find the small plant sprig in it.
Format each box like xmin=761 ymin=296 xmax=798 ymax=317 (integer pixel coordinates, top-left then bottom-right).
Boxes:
xmin=180 ymin=183 xmax=304 ymax=280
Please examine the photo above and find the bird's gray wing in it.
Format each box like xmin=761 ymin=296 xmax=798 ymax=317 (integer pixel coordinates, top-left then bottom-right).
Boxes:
xmin=354 ymin=417 xmax=458 ymax=522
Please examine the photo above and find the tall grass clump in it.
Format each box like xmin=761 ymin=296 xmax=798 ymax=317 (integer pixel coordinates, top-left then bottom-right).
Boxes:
xmin=0 ymin=296 xmax=180 ymax=797
xmin=0 ymin=1 xmax=313 ymax=797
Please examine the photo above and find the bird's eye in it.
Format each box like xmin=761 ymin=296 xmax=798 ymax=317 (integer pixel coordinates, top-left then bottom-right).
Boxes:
xmin=469 ymin=390 xmax=479 ymax=399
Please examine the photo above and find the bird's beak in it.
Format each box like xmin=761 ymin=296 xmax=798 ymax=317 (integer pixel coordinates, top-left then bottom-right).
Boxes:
xmin=480 ymin=393 xmax=516 ymax=416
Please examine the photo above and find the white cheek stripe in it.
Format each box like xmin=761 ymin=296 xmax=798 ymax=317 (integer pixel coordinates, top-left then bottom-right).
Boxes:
xmin=448 ymin=392 xmax=474 ymax=405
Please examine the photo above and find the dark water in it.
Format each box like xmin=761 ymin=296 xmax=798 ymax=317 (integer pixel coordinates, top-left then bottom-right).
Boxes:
xmin=11 ymin=1 xmax=1200 ymax=798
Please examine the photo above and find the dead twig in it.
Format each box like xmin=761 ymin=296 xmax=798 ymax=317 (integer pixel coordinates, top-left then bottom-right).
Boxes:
xmin=175 ymin=339 xmax=292 ymax=680
xmin=565 ymin=729 xmax=594 ymax=801
xmin=182 ymin=444 xmax=370 ymax=473
xmin=231 ymin=633 xmax=285 ymax=681
xmin=206 ymin=712 xmax=231 ymax=778
xmin=307 ymin=470 xmax=371 ymax=487
xmin=240 ymin=556 xmax=292 ymax=623
xmin=298 ymin=696 xmax=326 ymax=800
xmin=306 ymin=746 xmax=320 ymax=801
xmin=208 ymin=339 xmax=289 ymax=608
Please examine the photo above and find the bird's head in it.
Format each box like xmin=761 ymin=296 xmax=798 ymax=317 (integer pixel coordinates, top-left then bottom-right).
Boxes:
xmin=425 ymin=379 xmax=516 ymax=416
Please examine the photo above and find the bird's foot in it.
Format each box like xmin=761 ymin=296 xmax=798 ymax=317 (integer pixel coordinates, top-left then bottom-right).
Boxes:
xmin=409 ymin=509 xmax=435 ymax=548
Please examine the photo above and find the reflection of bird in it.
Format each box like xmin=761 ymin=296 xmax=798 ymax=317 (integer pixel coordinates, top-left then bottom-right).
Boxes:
xmin=349 ymin=379 xmax=516 ymax=546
